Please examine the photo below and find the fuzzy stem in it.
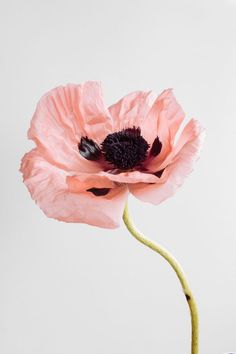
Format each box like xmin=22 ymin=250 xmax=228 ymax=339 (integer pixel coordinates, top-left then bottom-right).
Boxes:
xmin=122 ymin=202 xmax=199 ymax=354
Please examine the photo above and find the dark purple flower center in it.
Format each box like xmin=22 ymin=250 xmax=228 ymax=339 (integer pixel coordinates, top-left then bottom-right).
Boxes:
xmin=101 ymin=127 xmax=149 ymax=170
xmin=78 ymin=127 xmax=163 ymax=171
xmin=78 ymin=127 xmax=164 ymax=196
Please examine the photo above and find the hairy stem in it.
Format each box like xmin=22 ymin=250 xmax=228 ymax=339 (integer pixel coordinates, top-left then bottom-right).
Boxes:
xmin=122 ymin=202 xmax=199 ymax=354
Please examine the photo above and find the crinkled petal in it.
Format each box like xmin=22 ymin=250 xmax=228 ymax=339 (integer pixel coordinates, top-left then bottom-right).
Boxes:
xmin=28 ymin=82 xmax=112 ymax=172
xmin=108 ymin=90 xmax=158 ymax=135
xmin=142 ymin=89 xmax=185 ymax=167
xmin=129 ymin=122 xmax=205 ymax=204
xmin=147 ymin=119 xmax=201 ymax=172
xmin=20 ymin=149 xmax=128 ymax=228
xmin=67 ymin=173 xmax=116 ymax=193
xmin=98 ymin=170 xmax=162 ymax=184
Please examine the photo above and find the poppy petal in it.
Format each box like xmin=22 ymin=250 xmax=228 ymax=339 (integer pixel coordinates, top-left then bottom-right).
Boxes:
xmin=142 ymin=89 xmax=185 ymax=166
xmin=98 ymin=170 xmax=162 ymax=184
xmin=129 ymin=122 xmax=205 ymax=204
xmin=20 ymin=149 xmax=128 ymax=228
xmin=108 ymin=90 xmax=158 ymax=133
xmin=28 ymin=82 xmax=112 ymax=172
xmin=66 ymin=173 xmax=116 ymax=193
xmin=147 ymin=119 xmax=202 ymax=172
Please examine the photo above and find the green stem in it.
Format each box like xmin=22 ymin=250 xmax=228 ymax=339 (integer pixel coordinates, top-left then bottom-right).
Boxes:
xmin=122 ymin=202 xmax=199 ymax=354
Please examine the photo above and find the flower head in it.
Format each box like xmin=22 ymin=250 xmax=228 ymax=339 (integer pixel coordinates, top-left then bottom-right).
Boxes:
xmin=20 ymin=82 xmax=205 ymax=228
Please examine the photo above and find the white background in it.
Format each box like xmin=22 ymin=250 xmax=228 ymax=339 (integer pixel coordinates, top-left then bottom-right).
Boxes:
xmin=0 ymin=0 xmax=236 ymax=353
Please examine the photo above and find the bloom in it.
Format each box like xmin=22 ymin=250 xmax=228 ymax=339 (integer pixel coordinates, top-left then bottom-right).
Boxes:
xmin=20 ymin=82 xmax=205 ymax=228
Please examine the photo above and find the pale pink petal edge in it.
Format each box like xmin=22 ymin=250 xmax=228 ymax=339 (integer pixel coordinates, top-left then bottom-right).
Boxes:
xmin=129 ymin=120 xmax=205 ymax=205
xmin=20 ymin=149 xmax=128 ymax=229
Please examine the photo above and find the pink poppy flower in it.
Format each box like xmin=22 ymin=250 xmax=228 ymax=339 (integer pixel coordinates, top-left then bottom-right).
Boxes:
xmin=20 ymin=82 xmax=205 ymax=229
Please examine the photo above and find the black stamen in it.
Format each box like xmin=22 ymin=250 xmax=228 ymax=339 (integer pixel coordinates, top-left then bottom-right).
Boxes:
xmin=78 ymin=137 xmax=101 ymax=161
xmin=101 ymin=127 xmax=149 ymax=170
xmin=150 ymin=136 xmax=162 ymax=157
xmin=87 ymin=187 xmax=110 ymax=196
